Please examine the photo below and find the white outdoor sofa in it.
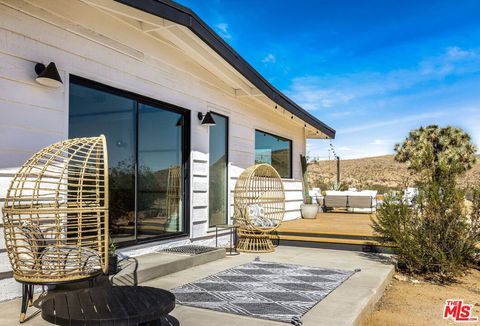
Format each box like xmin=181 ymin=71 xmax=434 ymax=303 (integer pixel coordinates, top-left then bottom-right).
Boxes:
xmin=323 ymin=190 xmax=378 ymax=213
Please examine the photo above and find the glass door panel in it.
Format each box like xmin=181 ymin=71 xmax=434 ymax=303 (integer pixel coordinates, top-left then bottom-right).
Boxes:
xmin=137 ymin=103 xmax=184 ymax=239
xmin=70 ymin=77 xmax=188 ymax=246
xmin=69 ymin=82 xmax=136 ymax=244
xmin=209 ymin=113 xmax=228 ymax=227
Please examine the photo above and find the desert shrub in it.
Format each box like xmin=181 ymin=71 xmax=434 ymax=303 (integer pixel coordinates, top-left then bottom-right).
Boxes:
xmin=469 ymin=186 xmax=480 ymax=267
xmin=373 ymin=183 xmax=480 ymax=282
xmin=373 ymin=125 xmax=479 ymax=282
xmin=365 ymin=184 xmax=399 ymax=195
xmin=328 ymin=181 xmax=349 ymax=191
xmin=314 ymin=182 xmax=330 ymax=192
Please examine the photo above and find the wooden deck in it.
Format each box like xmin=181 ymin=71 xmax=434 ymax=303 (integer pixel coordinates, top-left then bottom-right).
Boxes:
xmin=276 ymin=212 xmax=389 ymax=252
xmin=278 ymin=212 xmax=375 ymax=236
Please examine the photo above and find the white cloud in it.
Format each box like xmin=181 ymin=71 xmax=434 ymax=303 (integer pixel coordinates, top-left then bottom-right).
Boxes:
xmin=284 ymin=47 xmax=480 ymax=112
xmin=215 ymin=23 xmax=231 ymax=39
xmin=446 ymin=46 xmax=477 ymax=59
xmin=262 ymin=53 xmax=276 ymax=64
xmin=216 ymin=23 xmax=228 ymax=33
xmin=339 ymin=111 xmax=447 ymax=135
xmin=308 ymin=106 xmax=480 ymax=159
xmin=284 ymin=79 xmax=353 ymax=110
xmin=308 ymin=140 xmax=395 ymax=160
xmin=293 ymin=47 xmax=480 ymax=159
xmin=369 ymin=139 xmax=393 ymax=145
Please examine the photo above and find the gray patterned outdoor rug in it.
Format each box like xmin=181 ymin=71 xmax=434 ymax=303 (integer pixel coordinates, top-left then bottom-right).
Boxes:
xmin=172 ymin=260 xmax=358 ymax=324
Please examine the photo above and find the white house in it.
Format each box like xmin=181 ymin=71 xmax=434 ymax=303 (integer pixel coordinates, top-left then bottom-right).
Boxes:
xmin=0 ymin=0 xmax=335 ymax=300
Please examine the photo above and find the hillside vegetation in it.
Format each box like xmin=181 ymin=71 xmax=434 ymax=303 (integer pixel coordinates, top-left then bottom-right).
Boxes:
xmin=308 ymin=155 xmax=480 ymax=193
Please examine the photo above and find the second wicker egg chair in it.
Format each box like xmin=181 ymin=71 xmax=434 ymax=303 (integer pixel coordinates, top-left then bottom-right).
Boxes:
xmin=2 ymin=135 xmax=109 ymax=322
xmin=233 ymin=164 xmax=285 ymax=252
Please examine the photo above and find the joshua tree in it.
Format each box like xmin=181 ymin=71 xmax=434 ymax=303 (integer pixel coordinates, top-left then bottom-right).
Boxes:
xmin=373 ymin=125 xmax=479 ymax=282
xmin=394 ymin=125 xmax=477 ymax=183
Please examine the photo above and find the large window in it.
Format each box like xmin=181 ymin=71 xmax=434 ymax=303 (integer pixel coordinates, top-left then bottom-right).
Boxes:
xmin=69 ymin=76 xmax=189 ymax=246
xmin=255 ymin=130 xmax=292 ymax=178
xmin=208 ymin=113 xmax=228 ymax=227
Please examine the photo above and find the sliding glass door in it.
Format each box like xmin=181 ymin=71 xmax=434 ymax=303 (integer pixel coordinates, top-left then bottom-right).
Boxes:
xmin=137 ymin=104 xmax=183 ymax=240
xmin=208 ymin=113 xmax=228 ymax=227
xmin=69 ymin=76 xmax=188 ymax=245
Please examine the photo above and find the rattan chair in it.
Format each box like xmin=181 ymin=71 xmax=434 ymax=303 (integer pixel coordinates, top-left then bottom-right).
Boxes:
xmin=2 ymin=135 xmax=109 ymax=322
xmin=233 ymin=164 xmax=285 ymax=252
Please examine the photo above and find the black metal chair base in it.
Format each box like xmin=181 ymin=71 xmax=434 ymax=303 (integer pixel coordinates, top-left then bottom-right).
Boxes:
xmin=19 ymin=283 xmax=34 ymax=323
xmin=18 ymin=274 xmax=99 ymax=323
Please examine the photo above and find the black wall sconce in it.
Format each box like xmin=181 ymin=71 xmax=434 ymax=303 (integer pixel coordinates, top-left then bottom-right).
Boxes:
xmin=198 ymin=111 xmax=216 ymax=127
xmin=34 ymin=62 xmax=63 ymax=88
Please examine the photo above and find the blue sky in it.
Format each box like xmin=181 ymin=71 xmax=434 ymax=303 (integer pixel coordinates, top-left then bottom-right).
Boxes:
xmin=178 ymin=0 xmax=480 ymax=159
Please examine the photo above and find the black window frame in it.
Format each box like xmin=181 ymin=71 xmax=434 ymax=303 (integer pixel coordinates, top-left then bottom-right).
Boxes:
xmin=69 ymin=75 xmax=191 ymax=248
xmin=254 ymin=129 xmax=293 ymax=179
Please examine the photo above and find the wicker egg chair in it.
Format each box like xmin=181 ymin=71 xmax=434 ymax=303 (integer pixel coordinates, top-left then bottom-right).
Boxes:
xmin=233 ymin=164 xmax=285 ymax=252
xmin=2 ymin=135 xmax=109 ymax=322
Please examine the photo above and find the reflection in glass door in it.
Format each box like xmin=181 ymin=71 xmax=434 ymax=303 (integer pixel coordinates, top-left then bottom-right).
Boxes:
xmin=209 ymin=113 xmax=228 ymax=226
xmin=69 ymin=81 xmax=136 ymax=243
xmin=69 ymin=76 xmax=187 ymax=245
xmin=137 ymin=104 xmax=183 ymax=240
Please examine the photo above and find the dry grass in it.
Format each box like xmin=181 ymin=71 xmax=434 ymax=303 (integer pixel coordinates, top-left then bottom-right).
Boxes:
xmin=361 ymin=269 xmax=480 ymax=326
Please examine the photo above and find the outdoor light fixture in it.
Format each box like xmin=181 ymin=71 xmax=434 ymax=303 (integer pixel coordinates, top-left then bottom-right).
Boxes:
xmin=198 ymin=111 xmax=216 ymax=127
xmin=34 ymin=62 xmax=63 ymax=88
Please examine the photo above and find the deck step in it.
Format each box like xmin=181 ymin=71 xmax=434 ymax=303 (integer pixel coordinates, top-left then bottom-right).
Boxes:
xmin=277 ymin=232 xmax=393 ymax=253
xmin=278 ymin=234 xmax=381 ymax=245
xmin=277 ymin=231 xmax=379 ymax=241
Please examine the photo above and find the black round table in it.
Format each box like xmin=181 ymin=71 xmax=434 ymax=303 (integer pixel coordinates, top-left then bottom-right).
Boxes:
xmin=41 ymin=286 xmax=176 ymax=326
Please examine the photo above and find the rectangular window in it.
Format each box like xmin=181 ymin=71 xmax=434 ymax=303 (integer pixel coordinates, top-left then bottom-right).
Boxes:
xmin=208 ymin=113 xmax=228 ymax=227
xmin=255 ymin=130 xmax=292 ymax=178
xmin=69 ymin=76 xmax=189 ymax=246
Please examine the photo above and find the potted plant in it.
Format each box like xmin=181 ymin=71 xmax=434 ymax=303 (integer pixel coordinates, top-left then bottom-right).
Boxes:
xmin=300 ymin=154 xmax=319 ymax=219
xmin=108 ymin=235 xmax=118 ymax=275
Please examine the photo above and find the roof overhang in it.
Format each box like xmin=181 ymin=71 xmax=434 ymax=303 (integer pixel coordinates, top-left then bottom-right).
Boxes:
xmin=114 ymin=0 xmax=335 ymax=139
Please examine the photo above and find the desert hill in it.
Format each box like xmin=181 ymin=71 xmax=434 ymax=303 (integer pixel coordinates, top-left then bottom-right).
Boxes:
xmin=308 ymin=155 xmax=480 ymax=193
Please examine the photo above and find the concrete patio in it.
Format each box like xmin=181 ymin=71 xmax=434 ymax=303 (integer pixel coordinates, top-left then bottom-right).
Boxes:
xmin=0 ymin=246 xmax=394 ymax=326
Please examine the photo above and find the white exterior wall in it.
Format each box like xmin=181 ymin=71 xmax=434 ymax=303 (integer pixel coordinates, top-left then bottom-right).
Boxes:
xmin=0 ymin=0 xmax=309 ymax=300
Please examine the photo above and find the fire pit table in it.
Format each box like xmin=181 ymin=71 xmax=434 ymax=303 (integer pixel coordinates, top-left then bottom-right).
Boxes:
xmin=41 ymin=286 xmax=176 ymax=325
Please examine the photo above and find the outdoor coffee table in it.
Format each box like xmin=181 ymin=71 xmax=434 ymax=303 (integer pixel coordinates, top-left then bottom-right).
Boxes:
xmin=41 ymin=286 xmax=176 ymax=325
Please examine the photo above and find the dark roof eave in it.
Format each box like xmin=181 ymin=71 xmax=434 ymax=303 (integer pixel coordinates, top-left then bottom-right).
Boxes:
xmin=115 ymin=0 xmax=336 ymax=139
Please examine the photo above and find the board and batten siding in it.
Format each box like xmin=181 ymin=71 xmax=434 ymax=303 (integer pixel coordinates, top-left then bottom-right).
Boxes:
xmin=0 ymin=0 xmax=307 ymax=300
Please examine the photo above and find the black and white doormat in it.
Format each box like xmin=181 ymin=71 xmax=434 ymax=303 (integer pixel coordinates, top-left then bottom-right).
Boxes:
xmin=172 ymin=261 xmax=358 ymax=324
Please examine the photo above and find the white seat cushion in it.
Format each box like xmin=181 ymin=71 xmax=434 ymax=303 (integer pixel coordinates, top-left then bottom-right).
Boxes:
xmin=247 ymin=204 xmax=278 ymax=228
xmin=40 ymin=245 xmax=101 ymax=276
xmin=248 ymin=204 xmax=265 ymax=219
